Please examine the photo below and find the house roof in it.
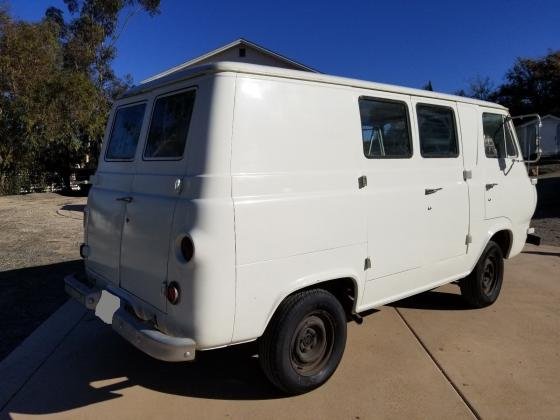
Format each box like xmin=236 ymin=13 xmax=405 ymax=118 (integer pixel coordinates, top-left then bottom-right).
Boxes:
xmin=126 ymin=61 xmax=507 ymax=110
xmin=516 ymin=114 xmax=560 ymax=128
xmin=141 ymin=38 xmax=318 ymax=83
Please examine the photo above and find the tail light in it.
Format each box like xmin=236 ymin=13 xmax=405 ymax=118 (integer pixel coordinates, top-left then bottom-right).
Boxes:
xmin=166 ymin=282 xmax=181 ymax=305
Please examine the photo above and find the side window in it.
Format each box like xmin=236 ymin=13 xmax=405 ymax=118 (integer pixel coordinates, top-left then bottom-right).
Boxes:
xmin=359 ymin=98 xmax=412 ymax=158
xmin=483 ymin=113 xmax=517 ymax=158
xmin=483 ymin=114 xmax=502 ymax=157
xmin=144 ymin=89 xmax=196 ymax=159
xmin=417 ymin=104 xmax=459 ymax=158
xmin=105 ymin=103 xmax=146 ymax=161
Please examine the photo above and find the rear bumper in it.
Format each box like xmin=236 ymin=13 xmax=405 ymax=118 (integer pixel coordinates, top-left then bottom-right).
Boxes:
xmin=526 ymin=233 xmax=541 ymax=246
xmin=112 ymin=307 xmax=196 ymax=361
xmin=64 ymin=273 xmax=196 ymax=362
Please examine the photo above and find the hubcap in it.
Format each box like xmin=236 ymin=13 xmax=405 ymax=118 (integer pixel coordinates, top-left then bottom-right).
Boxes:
xmin=290 ymin=311 xmax=335 ymax=376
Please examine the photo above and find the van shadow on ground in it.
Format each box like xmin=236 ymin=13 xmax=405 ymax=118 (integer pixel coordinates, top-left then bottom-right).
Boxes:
xmin=0 ymin=260 xmax=84 ymax=361
xmin=390 ymin=289 xmax=475 ymax=311
xmin=4 ymin=286 xmax=478 ymax=416
xmin=5 ymin=315 xmax=285 ymax=416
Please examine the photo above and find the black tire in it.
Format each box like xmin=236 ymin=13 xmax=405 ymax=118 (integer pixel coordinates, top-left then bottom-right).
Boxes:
xmin=258 ymin=289 xmax=347 ymax=395
xmin=460 ymin=240 xmax=504 ymax=308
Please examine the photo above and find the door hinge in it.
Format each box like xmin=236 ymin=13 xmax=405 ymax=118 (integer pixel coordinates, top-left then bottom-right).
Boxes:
xmin=463 ymin=170 xmax=472 ymax=181
xmin=364 ymin=257 xmax=371 ymax=270
xmin=465 ymin=234 xmax=472 ymax=245
xmin=358 ymin=175 xmax=367 ymax=189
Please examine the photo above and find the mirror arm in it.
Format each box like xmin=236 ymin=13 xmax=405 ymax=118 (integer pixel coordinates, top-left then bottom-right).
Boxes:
xmin=510 ymin=113 xmax=542 ymax=164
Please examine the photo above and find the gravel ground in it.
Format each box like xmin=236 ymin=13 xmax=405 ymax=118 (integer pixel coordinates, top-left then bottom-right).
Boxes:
xmin=0 ymin=193 xmax=86 ymax=360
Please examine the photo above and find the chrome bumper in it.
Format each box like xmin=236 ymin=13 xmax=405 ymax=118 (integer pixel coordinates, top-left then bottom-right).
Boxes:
xmin=64 ymin=273 xmax=196 ymax=362
xmin=112 ymin=308 xmax=196 ymax=362
xmin=64 ymin=273 xmax=101 ymax=309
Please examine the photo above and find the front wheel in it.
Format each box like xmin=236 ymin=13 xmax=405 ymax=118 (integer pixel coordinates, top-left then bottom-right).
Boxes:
xmin=258 ymin=289 xmax=347 ymax=394
xmin=460 ymin=240 xmax=504 ymax=308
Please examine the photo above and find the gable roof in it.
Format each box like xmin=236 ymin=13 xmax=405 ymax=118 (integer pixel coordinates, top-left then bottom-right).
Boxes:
xmin=516 ymin=114 xmax=560 ymax=128
xmin=141 ymin=38 xmax=318 ymax=83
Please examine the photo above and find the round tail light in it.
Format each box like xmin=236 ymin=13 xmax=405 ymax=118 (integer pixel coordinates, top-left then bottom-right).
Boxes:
xmin=166 ymin=282 xmax=181 ymax=305
xmin=180 ymin=236 xmax=194 ymax=262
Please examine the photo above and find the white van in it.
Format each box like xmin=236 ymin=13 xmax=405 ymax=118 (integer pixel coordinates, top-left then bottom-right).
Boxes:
xmin=66 ymin=62 xmax=539 ymax=394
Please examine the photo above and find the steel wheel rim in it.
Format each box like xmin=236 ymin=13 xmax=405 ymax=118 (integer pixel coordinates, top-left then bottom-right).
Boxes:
xmin=481 ymin=253 xmax=498 ymax=295
xmin=290 ymin=310 xmax=335 ymax=377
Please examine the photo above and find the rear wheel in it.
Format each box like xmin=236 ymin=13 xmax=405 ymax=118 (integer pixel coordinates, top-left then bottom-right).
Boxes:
xmin=258 ymin=289 xmax=347 ymax=394
xmin=460 ymin=240 xmax=504 ymax=308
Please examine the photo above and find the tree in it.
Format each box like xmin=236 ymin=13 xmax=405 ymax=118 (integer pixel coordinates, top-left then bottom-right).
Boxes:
xmin=454 ymin=76 xmax=495 ymax=100
xmin=467 ymin=76 xmax=495 ymax=101
xmin=422 ymin=80 xmax=434 ymax=91
xmin=0 ymin=14 xmax=65 ymax=191
xmin=493 ymin=50 xmax=560 ymax=116
xmin=0 ymin=0 xmax=160 ymax=194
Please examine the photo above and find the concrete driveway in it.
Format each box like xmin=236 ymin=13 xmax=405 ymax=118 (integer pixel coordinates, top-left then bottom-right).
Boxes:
xmin=1 ymin=244 xmax=559 ymax=419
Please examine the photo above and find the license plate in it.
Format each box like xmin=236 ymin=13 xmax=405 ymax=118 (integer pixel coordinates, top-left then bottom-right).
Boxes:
xmin=95 ymin=291 xmax=120 ymax=324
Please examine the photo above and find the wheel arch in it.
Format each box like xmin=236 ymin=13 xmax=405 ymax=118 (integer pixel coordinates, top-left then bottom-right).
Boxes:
xmin=466 ymin=219 xmax=514 ymax=277
xmin=260 ymin=274 xmax=361 ymax=338
xmin=489 ymin=229 xmax=513 ymax=258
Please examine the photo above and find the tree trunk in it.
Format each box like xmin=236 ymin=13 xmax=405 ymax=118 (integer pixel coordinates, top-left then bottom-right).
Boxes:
xmin=61 ymin=168 xmax=71 ymax=192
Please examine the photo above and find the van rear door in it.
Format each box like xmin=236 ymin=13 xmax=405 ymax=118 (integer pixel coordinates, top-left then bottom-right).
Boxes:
xmin=87 ymin=102 xmax=147 ymax=285
xmin=119 ymin=88 xmax=197 ymax=312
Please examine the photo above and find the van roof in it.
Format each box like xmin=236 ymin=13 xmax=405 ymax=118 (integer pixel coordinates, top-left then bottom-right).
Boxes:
xmin=124 ymin=61 xmax=507 ymax=110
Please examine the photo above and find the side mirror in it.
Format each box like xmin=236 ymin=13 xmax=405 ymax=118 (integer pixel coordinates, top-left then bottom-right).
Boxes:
xmin=511 ymin=114 xmax=542 ymax=163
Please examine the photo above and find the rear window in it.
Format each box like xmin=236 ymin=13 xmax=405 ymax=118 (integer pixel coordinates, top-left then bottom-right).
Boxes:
xmin=417 ymin=104 xmax=459 ymax=158
xmin=359 ymin=98 xmax=412 ymax=158
xmin=105 ymin=103 xmax=146 ymax=161
xmin=144 ymin=90 xmax=196 ymax=159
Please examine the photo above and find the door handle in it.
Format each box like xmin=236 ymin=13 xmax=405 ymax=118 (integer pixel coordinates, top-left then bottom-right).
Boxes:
xmin=485 ymin=183 xmax=498 ymax=190
xmin=425 ymin=187 xmax=443 ymax=195
xmin=116 ymin=196 xmax=133 ymax=203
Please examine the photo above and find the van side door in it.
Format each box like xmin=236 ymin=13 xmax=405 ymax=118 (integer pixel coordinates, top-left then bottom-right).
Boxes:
xmin=411 ymin=98 xmax=470 ymax=266
xmin=119 ymin=88 xmax=197 ymax=312
xmin=358 ymin=94 xmax=425 ymax=287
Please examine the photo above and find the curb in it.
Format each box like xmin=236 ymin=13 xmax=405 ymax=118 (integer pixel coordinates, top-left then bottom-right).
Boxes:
xmin=0 ymin=299 xmax=86 ymax=410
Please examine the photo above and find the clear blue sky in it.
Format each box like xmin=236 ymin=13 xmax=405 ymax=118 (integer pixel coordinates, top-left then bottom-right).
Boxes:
xmin=7 ymin=0 xmax=560 ymax=93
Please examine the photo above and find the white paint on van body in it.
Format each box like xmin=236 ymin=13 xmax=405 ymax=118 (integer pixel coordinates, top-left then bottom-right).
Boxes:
xmin=85 ymin=62 xmax=536 ymax=350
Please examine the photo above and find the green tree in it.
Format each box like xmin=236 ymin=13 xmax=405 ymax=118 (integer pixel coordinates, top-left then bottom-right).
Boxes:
xmin=493 ymin=50 xmax=560 ymax=116
xmin=0 ymin=12 xmax=64 ymax=192
xmin=0 ymin=0 xmax=160 ymax=194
